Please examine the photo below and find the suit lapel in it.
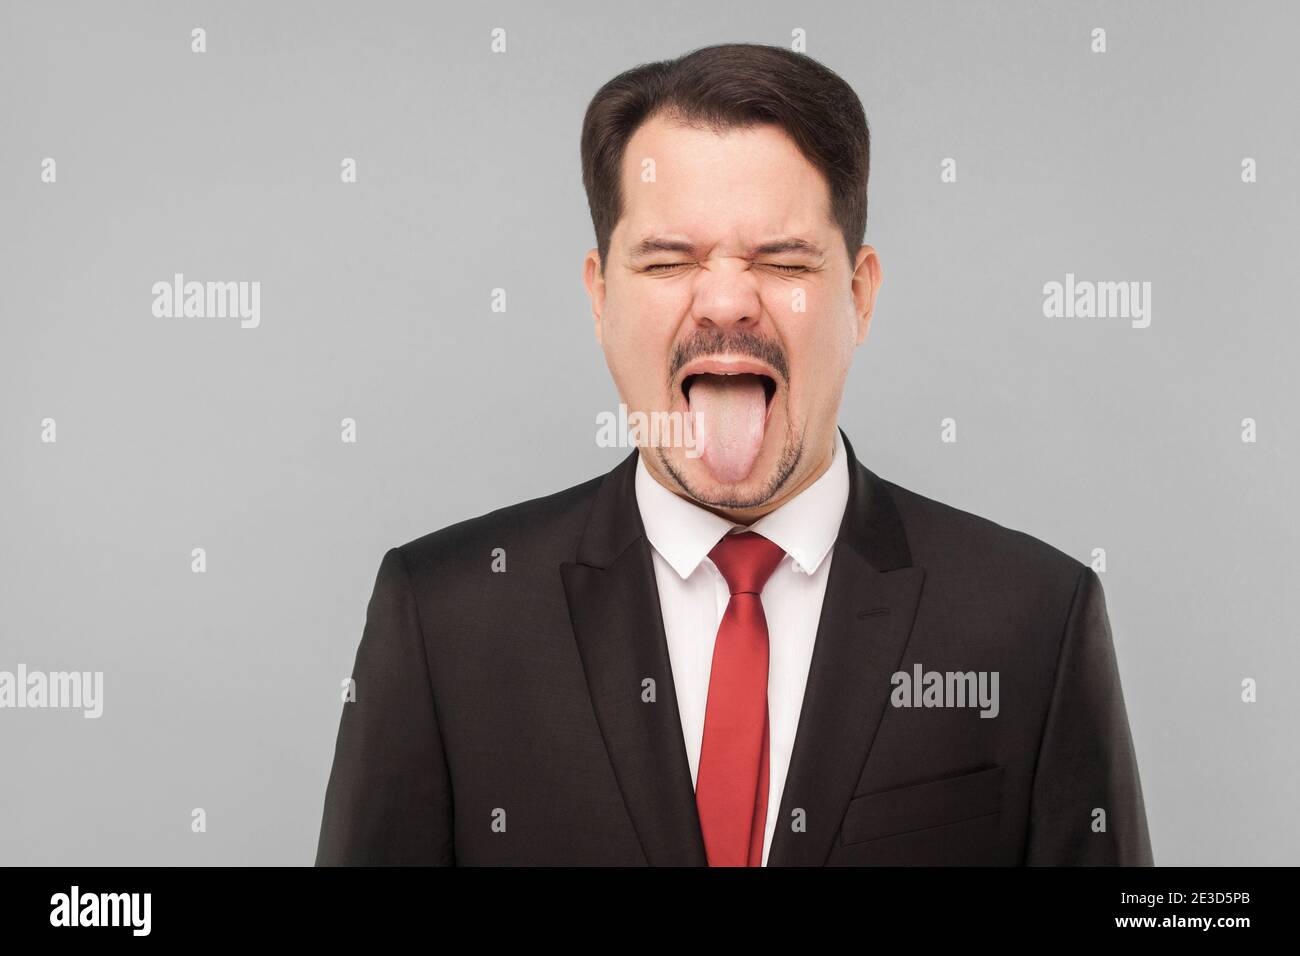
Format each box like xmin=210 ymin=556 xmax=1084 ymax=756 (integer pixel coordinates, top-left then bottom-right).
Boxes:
xmin=766 ymin=429 xmax=926 ymax=865
xmin=560 ymin=449 xmax=706 ymax=865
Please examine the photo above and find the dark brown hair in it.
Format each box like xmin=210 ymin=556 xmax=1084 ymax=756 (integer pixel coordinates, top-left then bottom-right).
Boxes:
xmin=580 ymin=43 xmax=870 ymax=272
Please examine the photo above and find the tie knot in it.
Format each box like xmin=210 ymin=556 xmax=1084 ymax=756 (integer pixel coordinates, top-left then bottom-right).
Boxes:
xmin=708 ymin=531 xmax=786 ymax=596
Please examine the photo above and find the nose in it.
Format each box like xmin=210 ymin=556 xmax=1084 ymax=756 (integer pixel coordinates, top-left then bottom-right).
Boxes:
xmin=689 ymin=258 xmax=763 ymax=331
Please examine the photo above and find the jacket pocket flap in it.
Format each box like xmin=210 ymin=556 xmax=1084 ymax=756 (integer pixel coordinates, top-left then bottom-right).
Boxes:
xmin=840 ymin=765 xmax=1004 ymax=846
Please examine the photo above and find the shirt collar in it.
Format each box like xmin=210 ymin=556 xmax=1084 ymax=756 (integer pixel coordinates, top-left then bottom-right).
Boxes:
xmin=634 ymin=428 xmax=850 ymax=580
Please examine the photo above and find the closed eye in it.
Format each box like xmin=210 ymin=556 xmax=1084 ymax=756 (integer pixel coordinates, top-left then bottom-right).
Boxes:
xmin=644 ymin=262 xmax=808 ymax=274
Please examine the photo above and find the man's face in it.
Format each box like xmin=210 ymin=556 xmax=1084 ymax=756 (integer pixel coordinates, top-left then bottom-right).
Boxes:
xmin=584 ymin=112 xmax=881 ymax=519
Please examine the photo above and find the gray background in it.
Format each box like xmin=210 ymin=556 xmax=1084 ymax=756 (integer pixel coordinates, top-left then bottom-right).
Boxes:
xmin=2 ymin=0 xmax=1296 ymax=865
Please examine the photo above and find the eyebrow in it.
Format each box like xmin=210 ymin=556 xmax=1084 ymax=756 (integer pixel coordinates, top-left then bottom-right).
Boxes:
xmin=627 ymin=236 xmax=825 ymax=259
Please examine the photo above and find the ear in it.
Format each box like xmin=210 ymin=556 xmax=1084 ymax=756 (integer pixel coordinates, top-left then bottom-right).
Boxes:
xmin=850 ymin=244 xmax=882 ymax=345
xmin=583 ymin=248 xmax=606 ymax=346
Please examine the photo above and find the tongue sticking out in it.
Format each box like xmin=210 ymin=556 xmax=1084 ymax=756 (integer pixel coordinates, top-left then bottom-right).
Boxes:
xmin=687 ymin=374 xmax=768 ymax=483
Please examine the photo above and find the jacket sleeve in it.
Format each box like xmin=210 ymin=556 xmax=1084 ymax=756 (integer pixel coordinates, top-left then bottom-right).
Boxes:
xmin=315 ymin=547 xmax=455 ymax=865
xmin=1024 ymin=567 xmax=1153 ymax=865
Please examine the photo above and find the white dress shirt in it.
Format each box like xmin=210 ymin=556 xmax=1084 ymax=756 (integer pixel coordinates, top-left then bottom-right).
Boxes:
xmin=633 ymin=428 xmax=850 ymax=865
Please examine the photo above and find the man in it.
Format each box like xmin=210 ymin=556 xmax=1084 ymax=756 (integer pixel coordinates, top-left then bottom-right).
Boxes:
xmin=315 ymin=43 xmax=1152 ymax=866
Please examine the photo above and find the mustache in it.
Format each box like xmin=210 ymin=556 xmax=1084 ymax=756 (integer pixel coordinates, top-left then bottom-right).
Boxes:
xmin=667 ymin=328 xmax=789 ymax=385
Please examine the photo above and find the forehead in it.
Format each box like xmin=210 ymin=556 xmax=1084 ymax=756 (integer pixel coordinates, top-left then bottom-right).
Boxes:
xmin=616 ymin=114 xmax=834 ymax=246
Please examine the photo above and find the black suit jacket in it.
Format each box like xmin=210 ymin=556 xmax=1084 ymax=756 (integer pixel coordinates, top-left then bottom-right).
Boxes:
xmin=315 ymin=429 xmax=1153 ymax=865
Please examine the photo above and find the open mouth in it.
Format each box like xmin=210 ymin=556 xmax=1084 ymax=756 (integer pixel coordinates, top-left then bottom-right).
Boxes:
xmin=678 ymin=368 xmax=779 ymax=483
xmin=682 ymin=372 xmax=777 ymax=411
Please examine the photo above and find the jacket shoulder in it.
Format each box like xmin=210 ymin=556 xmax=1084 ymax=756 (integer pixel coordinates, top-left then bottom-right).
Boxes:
xmin=879 ymin=475 xmax=1088 ymax=590
xmin=388 ymin=469 xmax=607 ymax=574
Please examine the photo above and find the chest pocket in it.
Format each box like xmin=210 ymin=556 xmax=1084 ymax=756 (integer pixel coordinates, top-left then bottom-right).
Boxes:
xmin=839 ymin=765 xmax=1004 ymax=847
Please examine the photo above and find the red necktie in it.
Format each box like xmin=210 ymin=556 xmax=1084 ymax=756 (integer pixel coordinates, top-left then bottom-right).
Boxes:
xmin=695 ymin=530 xmax=787 ymax=867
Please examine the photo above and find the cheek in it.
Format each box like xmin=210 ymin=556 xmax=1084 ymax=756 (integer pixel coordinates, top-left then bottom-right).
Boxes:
xmin=602 ymin=290 xmax=680 ymax=399
xmin=769 ymin=283 xmax=814 ymax=321
xmin=609 ymin=284 xmax=681 ymax=353
xmin=782 ymin=311 xmax=854 ymax=395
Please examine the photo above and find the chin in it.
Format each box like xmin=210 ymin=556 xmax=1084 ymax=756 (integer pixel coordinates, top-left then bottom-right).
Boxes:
xmin=658 ymin=422 xmax=800 ymax=511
